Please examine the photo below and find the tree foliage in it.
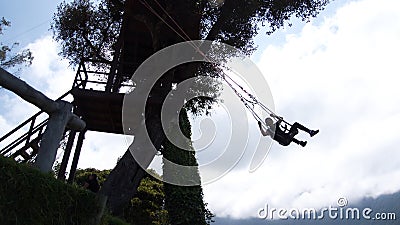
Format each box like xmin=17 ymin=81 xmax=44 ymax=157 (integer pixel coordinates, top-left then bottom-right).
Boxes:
xmin=51 ymin=0 xmax=124 ymax=67
xmin=200 ymin=0 xmax=329 ymax=52
xmin=122 ymin=175 xmax=168 ymax=225
xmin=0 ymin=156 xmax=100 ymax=225
xmin=75 ymin=167 xmax=111 ymax=186
xmin=51 ymin=0 xmax=330 ymax=65
xmin=0 ymin=17 xmax=33 ymax=70
xmin=75 ymin=168 xmax=169 ymax=225
xmin=51 ymin=0 xmax=329 ymax=111
xmin=74 ymin=165 xmax=214 ymax=225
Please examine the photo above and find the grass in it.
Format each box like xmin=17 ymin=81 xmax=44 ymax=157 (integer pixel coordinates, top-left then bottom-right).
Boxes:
xmin=0 ymin=155 xmax=100 ymax=225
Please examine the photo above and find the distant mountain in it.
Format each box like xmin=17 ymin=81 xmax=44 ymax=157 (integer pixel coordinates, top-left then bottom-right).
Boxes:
xmin=213 ymin=191 xmax=400 ymax=225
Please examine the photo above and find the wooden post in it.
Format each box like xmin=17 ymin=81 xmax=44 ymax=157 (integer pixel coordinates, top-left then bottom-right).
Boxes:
xmin=67 ymin=130 xmax=86 ymax=184
xmin=57 ymin=130 xmax=77 ymax=180
xmin=0 ymin=68 xmax=86 ymax=172
xmin=35 ymin=101 xmax=74 ymax=172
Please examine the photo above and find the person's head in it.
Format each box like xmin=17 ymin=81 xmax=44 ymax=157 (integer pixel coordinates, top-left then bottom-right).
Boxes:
xmin=89 ymin=174 xmax=97 ymax=180
xmin=265 ymin=117 xmax=274 ymax=127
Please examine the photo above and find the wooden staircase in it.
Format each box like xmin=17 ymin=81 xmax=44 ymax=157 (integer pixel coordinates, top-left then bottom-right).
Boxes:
xmin=0 ymin=91 xmax=73 ymax=162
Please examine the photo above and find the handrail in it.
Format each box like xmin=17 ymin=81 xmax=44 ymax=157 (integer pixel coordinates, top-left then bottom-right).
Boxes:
xmin=0 ymin=89 xmax=74 ymax=143
xmin=0 ymin=58 xmax=133 ymax=159
xmin=0 ymin=119 xmax=47 ymax=156
xmin=0 ymin=60 xmax=95 ymax=154
xmin=0 ymin=87 xmax=79 ymax=157
xmin=0 ymin=111 xmax=42 ymax=143
xmin=72 ymin=59 xmax=135 ymax=91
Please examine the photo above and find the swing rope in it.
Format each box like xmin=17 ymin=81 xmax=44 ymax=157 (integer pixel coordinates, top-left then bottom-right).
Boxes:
xmin=139 ymin=0 xmax=290 ymax=127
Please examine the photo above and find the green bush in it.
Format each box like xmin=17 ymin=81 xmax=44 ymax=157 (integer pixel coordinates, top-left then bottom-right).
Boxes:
xmin=0 ymin=156 xmax=100 ymax=225
xmin=100 ymin=214 xmax=131 ymax=225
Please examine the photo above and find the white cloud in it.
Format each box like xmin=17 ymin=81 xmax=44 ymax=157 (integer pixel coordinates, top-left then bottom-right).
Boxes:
xmin=1 ymin=36 xmax=75 ymax=124
xmin=0 ymin=89 xmax=37 ymax=124
xmin=0 ymin=36 xmax=69 ymax=151
xmin=24 ymin=36 xmax=75 ymax=99
xmin=76 ymin=132 xmax=132 ymax=170
xmin=202 ymin=0 xmax=400 ymax=219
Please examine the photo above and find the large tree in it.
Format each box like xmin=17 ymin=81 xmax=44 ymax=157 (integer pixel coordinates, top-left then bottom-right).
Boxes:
xmin=52 ymin=0 xmax=330 ymax=219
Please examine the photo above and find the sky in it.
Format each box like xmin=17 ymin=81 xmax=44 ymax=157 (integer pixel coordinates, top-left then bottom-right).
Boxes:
xmin=206 ymin=0 xmax=400 ymax=219
xmin=1 ymin=0 xmax=400 ymax=221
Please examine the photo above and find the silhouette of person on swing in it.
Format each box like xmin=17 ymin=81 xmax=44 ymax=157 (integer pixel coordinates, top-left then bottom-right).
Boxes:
xmin=258 ymin=115 xmax=319 ymax=147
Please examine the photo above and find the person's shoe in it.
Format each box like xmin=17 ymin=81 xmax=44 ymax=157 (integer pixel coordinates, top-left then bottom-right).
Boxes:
xmin=309 ymin=130 xmax=319 ymax=137
xmin=300 ymin=141 xmax=307 ymax=147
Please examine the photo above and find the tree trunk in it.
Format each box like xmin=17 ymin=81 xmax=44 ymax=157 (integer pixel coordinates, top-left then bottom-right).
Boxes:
xmin=98 ymin=149 xmax=148 ymax=215
xmin=99 ymin=97 xmax=167 ymax=215
xmin=98 ymin=0 xmax=204 ymax=214
xmin=163 ymin=110 xmax=207 ymax=225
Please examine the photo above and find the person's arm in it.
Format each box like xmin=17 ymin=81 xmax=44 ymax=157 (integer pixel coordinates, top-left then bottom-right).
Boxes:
xmin=258 ymin=121 xmax=271 ymax=137
xmin=270 ymin=113 xmax=283 ymax=121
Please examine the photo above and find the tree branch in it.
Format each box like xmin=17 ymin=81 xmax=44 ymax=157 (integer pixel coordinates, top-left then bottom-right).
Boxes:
xmin=204 ymin=0 xmax=233 ymax=41
xmin=81 ymin=31 xmax=112 ymax=63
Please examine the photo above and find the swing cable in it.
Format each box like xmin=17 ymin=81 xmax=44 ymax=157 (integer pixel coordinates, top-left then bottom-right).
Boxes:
xmin=140 ymin=0 xmax=291 ymax=127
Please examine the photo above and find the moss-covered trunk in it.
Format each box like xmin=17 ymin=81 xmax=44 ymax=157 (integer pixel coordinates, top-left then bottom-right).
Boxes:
xmin=163 ymin=110 xmax=208 ymax=225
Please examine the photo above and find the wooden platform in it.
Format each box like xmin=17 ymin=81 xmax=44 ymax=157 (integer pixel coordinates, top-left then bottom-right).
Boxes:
xmin=71 ymin=88 xmax=125 ymax=134
xmin=70 ymin=0 xmax=203 ymax=134
xmin=71 ymin=88 xmax=165 ymax=134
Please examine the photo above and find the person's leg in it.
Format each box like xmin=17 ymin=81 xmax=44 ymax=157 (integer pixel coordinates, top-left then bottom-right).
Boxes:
xmin=292 ymin=122 xmax=319 ymax=137
xmin=288 ymin=124 xmax=299 ymax=137
xmin=292 ymin=137 xmax=307 ymax=147
xmin=291 ymin=122 xmax=310 ymax=133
